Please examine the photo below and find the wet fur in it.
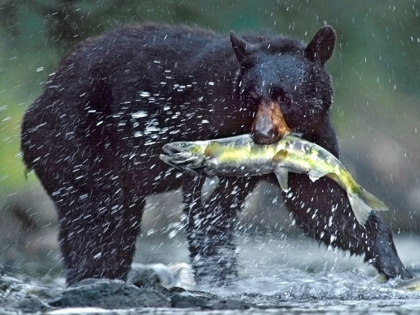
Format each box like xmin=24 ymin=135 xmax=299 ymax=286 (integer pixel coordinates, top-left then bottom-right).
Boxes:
xmin=21 ymin=23 xmax=412 ymax=285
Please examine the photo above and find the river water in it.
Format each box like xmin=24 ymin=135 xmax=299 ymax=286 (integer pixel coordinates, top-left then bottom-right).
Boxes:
xmin=1 ymin=232 xmax=420 ymax=314
xmin=136 ymin=233 xmax=420 ymax=314
xmin=44 ymin=300 xmax=420 ymax=315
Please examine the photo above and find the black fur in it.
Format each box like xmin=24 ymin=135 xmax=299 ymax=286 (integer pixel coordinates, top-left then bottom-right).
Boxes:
xmin=21 ymin=23 xmax=412 ymax=285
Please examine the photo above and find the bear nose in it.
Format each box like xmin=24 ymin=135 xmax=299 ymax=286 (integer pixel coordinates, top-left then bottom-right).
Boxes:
xmin=252 ymin=130 xmax=281 ymax=145
xmin=251 ymin=101 xmax=291 ymax=145
xmin=251 ymin=120 xmax=282 ymax=145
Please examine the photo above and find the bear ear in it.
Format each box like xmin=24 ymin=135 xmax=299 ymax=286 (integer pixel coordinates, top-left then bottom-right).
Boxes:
xmin=230 ymin=31 xmax=255 ymax=65
xmin=305 ymin=26 xmax=336 ymax=65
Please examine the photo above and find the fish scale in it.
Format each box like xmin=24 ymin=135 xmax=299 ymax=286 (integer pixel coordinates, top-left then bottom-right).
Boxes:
xmin=160 ymin=133 xmax=389 ymax=226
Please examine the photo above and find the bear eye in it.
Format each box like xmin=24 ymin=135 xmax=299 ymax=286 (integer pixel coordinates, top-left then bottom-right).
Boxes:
xmin=247 ymin=92 xmax=260 ymax=103
xmin=272 ymin=89 xmax=290 ymax=104
xmin=278 ymin=94 xmax=290 ymax=104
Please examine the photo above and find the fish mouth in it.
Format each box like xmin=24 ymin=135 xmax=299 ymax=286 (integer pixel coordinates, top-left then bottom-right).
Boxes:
xmin=160 ymin=152 xmax=194 ymax=167
xmin=162 ymin=142 xmax=192 ymax=155
xmin=160 ymin=142 xmax=205 ymax=175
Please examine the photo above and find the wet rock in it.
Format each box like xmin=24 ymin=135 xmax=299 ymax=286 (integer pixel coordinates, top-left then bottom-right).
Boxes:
xmin=12 ymin=295 xmax=51 ymax=312
xmin=0 ymin=273 xmax=61 ymax=313
xmin=170 ymin=291 xmax=253 ymax=309
xmin=49 ymin=278 xmax=170 ymax=309
xmin=171 ymin=293 xmax=210 ymax=308
xmin=208 ymin=299 xmax=253 ymax=310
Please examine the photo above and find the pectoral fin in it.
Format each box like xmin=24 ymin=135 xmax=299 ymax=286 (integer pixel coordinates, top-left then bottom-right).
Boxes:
xmin=274 ymin=168 xmax=290 ymax=192
xmin=308 ymin=169 xmax=329 ymax=182
xmin=201 ymin=176 xmax=220 ymax=205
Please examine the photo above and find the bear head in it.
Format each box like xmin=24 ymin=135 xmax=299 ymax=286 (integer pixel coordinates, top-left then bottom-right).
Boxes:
xmin=230 ymin=26 xmax=336 ymax=147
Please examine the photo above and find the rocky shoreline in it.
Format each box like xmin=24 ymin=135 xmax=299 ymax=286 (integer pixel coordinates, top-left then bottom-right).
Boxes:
xmin=1 ymin=273 xmax=255 ymax=313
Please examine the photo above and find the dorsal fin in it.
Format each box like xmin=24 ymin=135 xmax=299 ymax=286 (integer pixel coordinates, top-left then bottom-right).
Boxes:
xmin=273 ymin=149 xmax=288 ymax=163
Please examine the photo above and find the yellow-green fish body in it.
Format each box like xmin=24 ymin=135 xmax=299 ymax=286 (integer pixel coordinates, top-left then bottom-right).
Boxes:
xmin=160 ymin=134 xmax=388 ymax=225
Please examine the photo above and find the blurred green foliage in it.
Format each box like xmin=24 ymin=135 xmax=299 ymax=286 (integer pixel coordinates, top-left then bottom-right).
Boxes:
xmin=1 ymin=0 xmax=420 ymax=192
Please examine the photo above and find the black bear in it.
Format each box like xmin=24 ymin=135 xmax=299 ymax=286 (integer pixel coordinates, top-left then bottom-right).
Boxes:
xmin=21 ymin=23 xmax=413 ymax=285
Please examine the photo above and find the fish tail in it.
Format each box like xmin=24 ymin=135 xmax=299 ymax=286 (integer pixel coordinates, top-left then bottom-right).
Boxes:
xmin=347 ymin=187 xmax=389 ymax=226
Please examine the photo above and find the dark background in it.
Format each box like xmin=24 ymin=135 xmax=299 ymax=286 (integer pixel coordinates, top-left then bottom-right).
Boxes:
xmin=0 ymin=0 xmax=419 ymax=274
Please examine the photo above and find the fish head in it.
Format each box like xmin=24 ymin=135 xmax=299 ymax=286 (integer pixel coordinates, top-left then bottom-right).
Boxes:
xmin=160 ymin=141 xmax=207 ymax=175
xmin=230 ymin=27 xmax=336 ymax=146
xmin=162 ymin=141 xmax=205 ymax=156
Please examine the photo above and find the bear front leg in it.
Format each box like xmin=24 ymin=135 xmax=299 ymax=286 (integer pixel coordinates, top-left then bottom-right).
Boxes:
xmin=284 ymin=173 xmax=413 ymax=280
xmin=182 ymin=176 xmax=258 ymax=285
